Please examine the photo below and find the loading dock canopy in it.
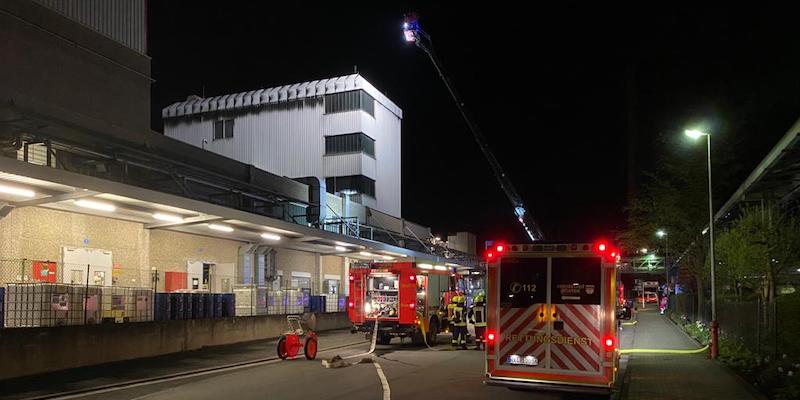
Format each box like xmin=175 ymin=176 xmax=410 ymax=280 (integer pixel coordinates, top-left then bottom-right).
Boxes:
xmin=0 ymin=156 xmax=452 ymax=263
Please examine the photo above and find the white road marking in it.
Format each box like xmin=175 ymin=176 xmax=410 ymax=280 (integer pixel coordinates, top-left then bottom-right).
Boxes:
xmin=373 ymin=362 xmax=391 ymax=400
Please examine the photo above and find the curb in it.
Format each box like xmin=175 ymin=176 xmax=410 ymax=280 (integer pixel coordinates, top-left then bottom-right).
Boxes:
xmin=663 ymin=312 xmax=705 ymax=348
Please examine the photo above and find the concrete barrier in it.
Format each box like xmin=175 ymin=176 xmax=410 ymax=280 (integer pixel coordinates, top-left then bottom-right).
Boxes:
xmin=0 ymin=312 xmax=351 ymax=380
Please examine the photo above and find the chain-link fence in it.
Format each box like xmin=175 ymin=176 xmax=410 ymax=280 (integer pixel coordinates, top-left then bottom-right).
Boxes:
xmin=2 ymin=259 xmax=347 ymax=328
xmin=3 ymin=283 xmax=153 ymax=327
xmin=669 ymin=292 xmax=800 ymax=359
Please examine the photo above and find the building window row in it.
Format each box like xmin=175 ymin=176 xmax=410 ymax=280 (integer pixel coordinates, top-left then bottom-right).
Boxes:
xmin=213 ymin=119 xmax=234 ymax=140
xmin=324 ymin=90 xmax=375 ymax=117
xmin=325 ymin=133 xmax=375 ymax=157
xmin=326 ymin=175 xmax=376 ymax=198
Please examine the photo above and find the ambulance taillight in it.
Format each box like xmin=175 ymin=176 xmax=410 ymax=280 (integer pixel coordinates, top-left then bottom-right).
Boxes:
xmin=603 ymin=336 xmax=615 ymax=351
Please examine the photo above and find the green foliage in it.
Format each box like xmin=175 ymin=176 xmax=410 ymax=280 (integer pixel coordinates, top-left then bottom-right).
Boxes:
xmin=715 ymin=207 xmax=800 ymax=301
xmin=718 ymin=335 xmax=761 ymax=376
xmin=618 ymin=133 xmax=711 ymax=286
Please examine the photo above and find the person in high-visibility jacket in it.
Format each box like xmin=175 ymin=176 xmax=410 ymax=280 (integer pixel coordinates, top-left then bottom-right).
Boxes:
xmin=446 ymin=295 xmax=457 ymax=332
xmin=451 ymin=295 xmax=468 ymax=349
xmin=469 ymin=292 xmax=486 ymax=350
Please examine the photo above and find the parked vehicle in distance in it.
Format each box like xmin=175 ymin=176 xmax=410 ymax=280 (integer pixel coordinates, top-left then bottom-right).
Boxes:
xmin=637 ymin=291 xmax=659 ymax=304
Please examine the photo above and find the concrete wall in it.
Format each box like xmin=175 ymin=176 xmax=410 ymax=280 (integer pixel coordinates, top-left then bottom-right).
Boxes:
xmin=0 ymin=312 xmax=351 ymax=380
xmin=276 ymin=248 xmax=317 ymax=289
xmin=0 ymin=207 xmax=333 ymax=294
xmin=0 ymin=207 xmax=150 ymax=285
xmin=149 ymin=230 xmax=244 ymax=291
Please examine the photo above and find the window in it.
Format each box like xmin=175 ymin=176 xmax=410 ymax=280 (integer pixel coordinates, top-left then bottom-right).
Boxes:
xmin=224 ymin=119 xmax=234 ymax=138
xmin=214 ymin=120 xmax=223 ymax=140
xmin=326 ymin=175 xmax=376 ymax=198
xmin=213 ymin=119 xmax=234 ymax=140
xmin=324 ymin=90 xmax=375 ymax=116
xmin=325 ymin=133 xmax=375 ymax=157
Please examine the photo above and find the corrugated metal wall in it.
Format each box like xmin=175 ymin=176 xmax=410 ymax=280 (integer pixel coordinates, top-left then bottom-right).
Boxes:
xmin=372 ymin=102 xmax=402 ymax=218
xmin=34 ymin=0 xmax=147 ymax=54
xmin=164 ymin=95 xmax=402 ymax=218
xmin=323 ymin=153 xmax=376 ymax=180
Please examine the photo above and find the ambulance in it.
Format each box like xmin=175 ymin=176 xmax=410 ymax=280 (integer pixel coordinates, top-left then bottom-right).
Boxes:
xmin=484 ymin=242 xmax=620 ymax=395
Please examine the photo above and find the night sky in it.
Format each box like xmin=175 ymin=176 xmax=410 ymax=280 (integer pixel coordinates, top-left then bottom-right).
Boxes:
xmin=148 ymin=4 xmax=800 ymax=246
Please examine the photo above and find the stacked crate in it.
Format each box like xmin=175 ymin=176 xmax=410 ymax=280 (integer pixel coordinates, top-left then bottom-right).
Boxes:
xmin=4 ymin=283 xmax=100 ymax=327
xmin=325 ymin=295 xmax=340 ymax=313
xmin=101 ymin=286 xmax=127 ymax=323
xmin=285 ymin=289 xmax=304 ymax=314
xmin=234 ymin=286 xmax=267 ymax=316
xmin=267 ymin=290 xmax=284 ymax=315
xmin=129 ymin=288 xmax=154 ymax=322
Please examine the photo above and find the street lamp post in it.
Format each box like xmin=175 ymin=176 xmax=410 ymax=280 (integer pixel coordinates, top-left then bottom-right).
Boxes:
xmin=685 ymin=129 xmax=718 ymax=359
xmin=657 ymin=230 xmax=668 ymax=290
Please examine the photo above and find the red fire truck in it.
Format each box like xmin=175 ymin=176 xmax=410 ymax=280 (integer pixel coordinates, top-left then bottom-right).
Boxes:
xmin=348 ymin=261 xmax=461 ymax=345
xmin=484 ymin=242 xmax=620 ymax=395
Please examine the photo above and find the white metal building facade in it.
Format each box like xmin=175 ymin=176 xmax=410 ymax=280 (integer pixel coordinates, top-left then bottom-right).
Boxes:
xmin=162 ymin=74 xmax=403 ymax=218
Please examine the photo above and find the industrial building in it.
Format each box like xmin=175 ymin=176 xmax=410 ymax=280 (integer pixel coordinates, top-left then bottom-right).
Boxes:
xmin=162 ymin=74 xmax=403 ymax=218
xmin=0 ymin=0 xmax=482 ymax=380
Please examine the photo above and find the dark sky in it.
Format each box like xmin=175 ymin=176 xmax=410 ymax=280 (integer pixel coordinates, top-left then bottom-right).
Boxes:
xmin=148 ymin=4 xmax=800 ymax=246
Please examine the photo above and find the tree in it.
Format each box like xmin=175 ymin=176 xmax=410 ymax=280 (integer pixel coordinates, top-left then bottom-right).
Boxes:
xmin=619 ymin=134 xmax=709 ymax=300
xmin=716 ymin=206 xmax=800 ymax=308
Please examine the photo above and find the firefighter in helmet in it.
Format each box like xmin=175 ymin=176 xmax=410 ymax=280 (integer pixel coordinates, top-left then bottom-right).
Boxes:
xmin=451 ymin=295 xmax=468 ymax=349
xmin=446 ymin=294 xmax=457 ymax=332
xmin=469 ymin=292 xmax=487 ymax=350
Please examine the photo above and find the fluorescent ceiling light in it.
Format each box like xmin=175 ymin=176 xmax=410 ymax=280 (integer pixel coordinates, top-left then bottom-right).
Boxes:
xmin=434 ymin=265 xmax=448 ymax=271
xmin=75 ymin=199 xmax=115 ymax=212
xmin=261 ymin=232 xmax=281 ymax=241
xmin=335 ymin=246 xmax=348 ymax=252
xmin=445 ymin=263 xmax=460 ymax=267
xmin=153 ymin=212 xmax=183 ymax=222
xmin=208 ymin=224 xmax=234 ymax=233
xmin=382 ymin=255 xmax=394 ymax=260
xmin=336 ymin=241 xmax=356 ymax=247
xmin=360 ymin=251 xmax=374 ymax=257
xmin=0 ymin=184 xmax=35 ymax=198
xmin=418 ymin=263 xmax=433 ymax=270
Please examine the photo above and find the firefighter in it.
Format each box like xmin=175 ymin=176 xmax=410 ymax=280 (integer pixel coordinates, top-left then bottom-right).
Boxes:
xmin=452 ymin=295 xmax=468 ymax=349
xmin=446 ymin=295 xmax=457 ymax=332
xmin=469 ymin=292 xmax=486 ymax=350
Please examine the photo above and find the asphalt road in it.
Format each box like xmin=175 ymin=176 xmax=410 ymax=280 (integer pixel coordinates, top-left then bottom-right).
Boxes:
xmin=44 ymin=337 xmax=593 ymax=400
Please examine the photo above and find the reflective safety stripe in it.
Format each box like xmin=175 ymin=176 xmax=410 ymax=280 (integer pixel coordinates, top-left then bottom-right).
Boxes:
xmin=454 ymin=306 xmax=467 ymax=326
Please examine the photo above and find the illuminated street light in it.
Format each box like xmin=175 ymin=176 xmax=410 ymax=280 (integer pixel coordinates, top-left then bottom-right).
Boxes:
xmin=656 ymin=229 xmax=669 ymax=293
xmin=640 ymin=248 xmax=648 ymax=254
xmin=684 ymin=129 xmax=706 ymax=140
xmin=685 ymin=127 xmax=718 ymax=359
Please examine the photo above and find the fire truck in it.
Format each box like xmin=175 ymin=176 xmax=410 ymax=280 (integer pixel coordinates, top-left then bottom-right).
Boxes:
xmin=484 ymin=242 xmax=620 ymax=395
xmin=348 ymin=261 xmax=462 ymax=345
